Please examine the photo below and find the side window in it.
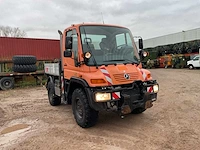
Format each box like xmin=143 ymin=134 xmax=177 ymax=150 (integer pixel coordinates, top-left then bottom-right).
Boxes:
xmin=66 ymin=30 xmax=72 ymax=39
xmin=193 ymin=56 xmax=199 ymax=61
xmin=66 ymin=30 xmax=72 ymax=50
xmin=65 ymin=30 xmax=78 ymax=67
xmin=116 ymin=33 xmax=125 ymax=47
xmin=72 ymin=29 xmax=78 ymax=66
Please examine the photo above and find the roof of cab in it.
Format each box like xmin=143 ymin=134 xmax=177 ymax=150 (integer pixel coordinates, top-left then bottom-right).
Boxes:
xmin=69 ymin=23 xmax=128 ymax=29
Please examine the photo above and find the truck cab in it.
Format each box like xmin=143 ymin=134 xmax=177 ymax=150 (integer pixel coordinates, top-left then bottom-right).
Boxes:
xmin=45 ymin=23 xmax=159 ymax=128
xmin=187 ymin=55 xmax=200 ymax=69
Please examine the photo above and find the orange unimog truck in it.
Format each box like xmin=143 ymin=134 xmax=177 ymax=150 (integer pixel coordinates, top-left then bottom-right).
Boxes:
xmin=45 ymin=23 xmax=159 ymax=128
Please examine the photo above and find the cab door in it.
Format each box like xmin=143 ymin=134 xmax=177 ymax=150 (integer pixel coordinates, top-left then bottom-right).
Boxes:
xmin=63 ymin=29 xmax=79 ymax=79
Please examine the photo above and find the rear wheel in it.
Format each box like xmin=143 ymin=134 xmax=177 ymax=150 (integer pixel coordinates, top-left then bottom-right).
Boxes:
xmin=0 ymin=77 xmax=14 ymax=90
xmin=131 ymin=107 xmax=146 ymax=114
xmin=72 ymin=88 xmax=98 ymax=128
xmin=47 ymin=82 xmax=61 ymax=106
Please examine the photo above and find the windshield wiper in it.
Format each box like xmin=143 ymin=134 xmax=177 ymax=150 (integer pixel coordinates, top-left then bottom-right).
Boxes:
xmin=103 ymin=59 xmax=139 ymax=65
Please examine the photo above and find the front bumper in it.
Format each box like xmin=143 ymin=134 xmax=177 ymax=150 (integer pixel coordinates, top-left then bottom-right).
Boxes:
xmin=87 ymin=80 xmax=158 ymax=113
xmin=120 ymin=86 xmax=157 ymax=114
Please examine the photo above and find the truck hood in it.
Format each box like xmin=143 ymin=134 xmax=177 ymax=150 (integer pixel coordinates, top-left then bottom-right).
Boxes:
xmin=82 ymin=64 xmax=152 ymax=87
xmin=187 ymin=60 xmax=192 ymax=65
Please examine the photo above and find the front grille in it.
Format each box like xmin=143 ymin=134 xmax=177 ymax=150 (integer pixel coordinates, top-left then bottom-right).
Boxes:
xmin=113 ymin=72 xmax=139 ymax=82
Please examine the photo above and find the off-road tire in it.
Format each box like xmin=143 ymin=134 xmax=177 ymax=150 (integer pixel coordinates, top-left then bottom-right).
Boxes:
xmin=131 ymin=107 xmax=146 ymax=114
xmin=0 ymin=77 xmax=14 ymax=90
xmin=72 ymin=88 xmax=99 ymax=128
xmin=47 ymin=82 xmax=61 ymax=106
xmin=12 ymin=55 xmax=37 ymax=65
xmin=13 ymin=64 xmax=37 ymax=73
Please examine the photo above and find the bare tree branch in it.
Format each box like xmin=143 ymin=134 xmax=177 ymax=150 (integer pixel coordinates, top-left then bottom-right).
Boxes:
xmin=0 ymin=26 xmax=27 ymax=37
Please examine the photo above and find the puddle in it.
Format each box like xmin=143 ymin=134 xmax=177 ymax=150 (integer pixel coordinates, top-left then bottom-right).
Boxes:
xmin=0 ymin=118 xmax=47 ymax=149
xmin=0 ymin=123 xmax=31 ymax=148
xmin=0 ymin=124 xmax=29 ymax=135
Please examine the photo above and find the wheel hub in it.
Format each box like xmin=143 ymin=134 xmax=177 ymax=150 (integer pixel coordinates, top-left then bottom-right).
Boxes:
xmin=3 ymin=81 xmax=10 ymax=87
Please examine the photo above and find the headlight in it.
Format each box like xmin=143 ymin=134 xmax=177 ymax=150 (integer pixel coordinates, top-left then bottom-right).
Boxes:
xmin=143 ymin=51 xmax=148 ymax=57
xmin=95 ymin=93 xmax=111 ymax=102
xmin=153 ymin=84 xmax=159 ymax=93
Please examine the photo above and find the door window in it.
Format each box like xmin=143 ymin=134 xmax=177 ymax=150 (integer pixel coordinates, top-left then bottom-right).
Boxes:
xmin=66 ymin=29 xmax=78 ymax=67
xmin=193 ymin=56 xmax=199 ymax=61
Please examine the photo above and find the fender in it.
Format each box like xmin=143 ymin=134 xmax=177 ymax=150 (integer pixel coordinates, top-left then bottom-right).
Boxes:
xmin=66 ymin=77 xmax=104 ymax=111
xmin=46 ymin=76 xmax=54 ymax=90
xmin=66 ymin=77 xmax=89 ymax=101
xmin=69 ymin=77 xmax=89 ymax=88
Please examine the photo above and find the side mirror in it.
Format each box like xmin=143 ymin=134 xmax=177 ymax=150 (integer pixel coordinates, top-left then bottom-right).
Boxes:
xmin=65 ymin=37 xmax=73 ymax=49
xmin=139 ymin=38 xmax=143 ymax=49
xmin=64 ymin=50 xmax=72 ymax=57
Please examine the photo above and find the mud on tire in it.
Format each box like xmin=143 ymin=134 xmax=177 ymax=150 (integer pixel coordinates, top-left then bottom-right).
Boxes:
xmin=72 ymin=88 xmax=99 ymax=128
xmin=12 ymin=55 xmax=37 ymax=65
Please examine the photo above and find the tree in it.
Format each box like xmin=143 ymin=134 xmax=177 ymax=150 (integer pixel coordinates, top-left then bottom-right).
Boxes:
xmin=0 ymin=26 xmax=27 ymax=37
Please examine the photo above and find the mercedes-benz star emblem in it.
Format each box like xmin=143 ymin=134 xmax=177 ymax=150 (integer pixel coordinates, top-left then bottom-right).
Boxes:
xmin=124 ymin=73 xmax=130 ymax=80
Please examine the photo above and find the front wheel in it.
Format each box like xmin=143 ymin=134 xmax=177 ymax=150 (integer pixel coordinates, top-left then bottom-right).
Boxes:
xmin=131 ymin=107 xmax=146 ymax=114
xmin=72 ymin=88 xmax=98 ymax=128
xmin=188 ymin=65 xmax=194 ymax=69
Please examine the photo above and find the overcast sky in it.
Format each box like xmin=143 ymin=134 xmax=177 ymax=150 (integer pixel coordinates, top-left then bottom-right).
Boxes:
xmin=0 ymin=0 xmax=200 ymax=40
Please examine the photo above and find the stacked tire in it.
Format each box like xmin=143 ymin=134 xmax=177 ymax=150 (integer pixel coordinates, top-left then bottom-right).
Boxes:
xmin=12 ymin=55 xmax=37 ymax=73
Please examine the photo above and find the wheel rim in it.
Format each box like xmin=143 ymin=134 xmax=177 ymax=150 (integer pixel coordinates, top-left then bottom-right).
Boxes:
xmin=75 ymin=99 xmax=83 ymax=119
xmin=189 ymin=65 xmax=193 ymax=69
xmin=2 ymin=80 xmax=12 ymax=88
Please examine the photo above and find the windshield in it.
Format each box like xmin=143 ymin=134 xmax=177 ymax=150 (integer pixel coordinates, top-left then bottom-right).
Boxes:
xmin=193 ymin=56 xmax=199 ymax=60
xmin=80 ymin=25 xmax=139 ymax=66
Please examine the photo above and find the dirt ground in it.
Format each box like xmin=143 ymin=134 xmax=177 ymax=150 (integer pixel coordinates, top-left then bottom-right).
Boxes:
xmin=0 ymin=69 xmax=200 ymax=150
